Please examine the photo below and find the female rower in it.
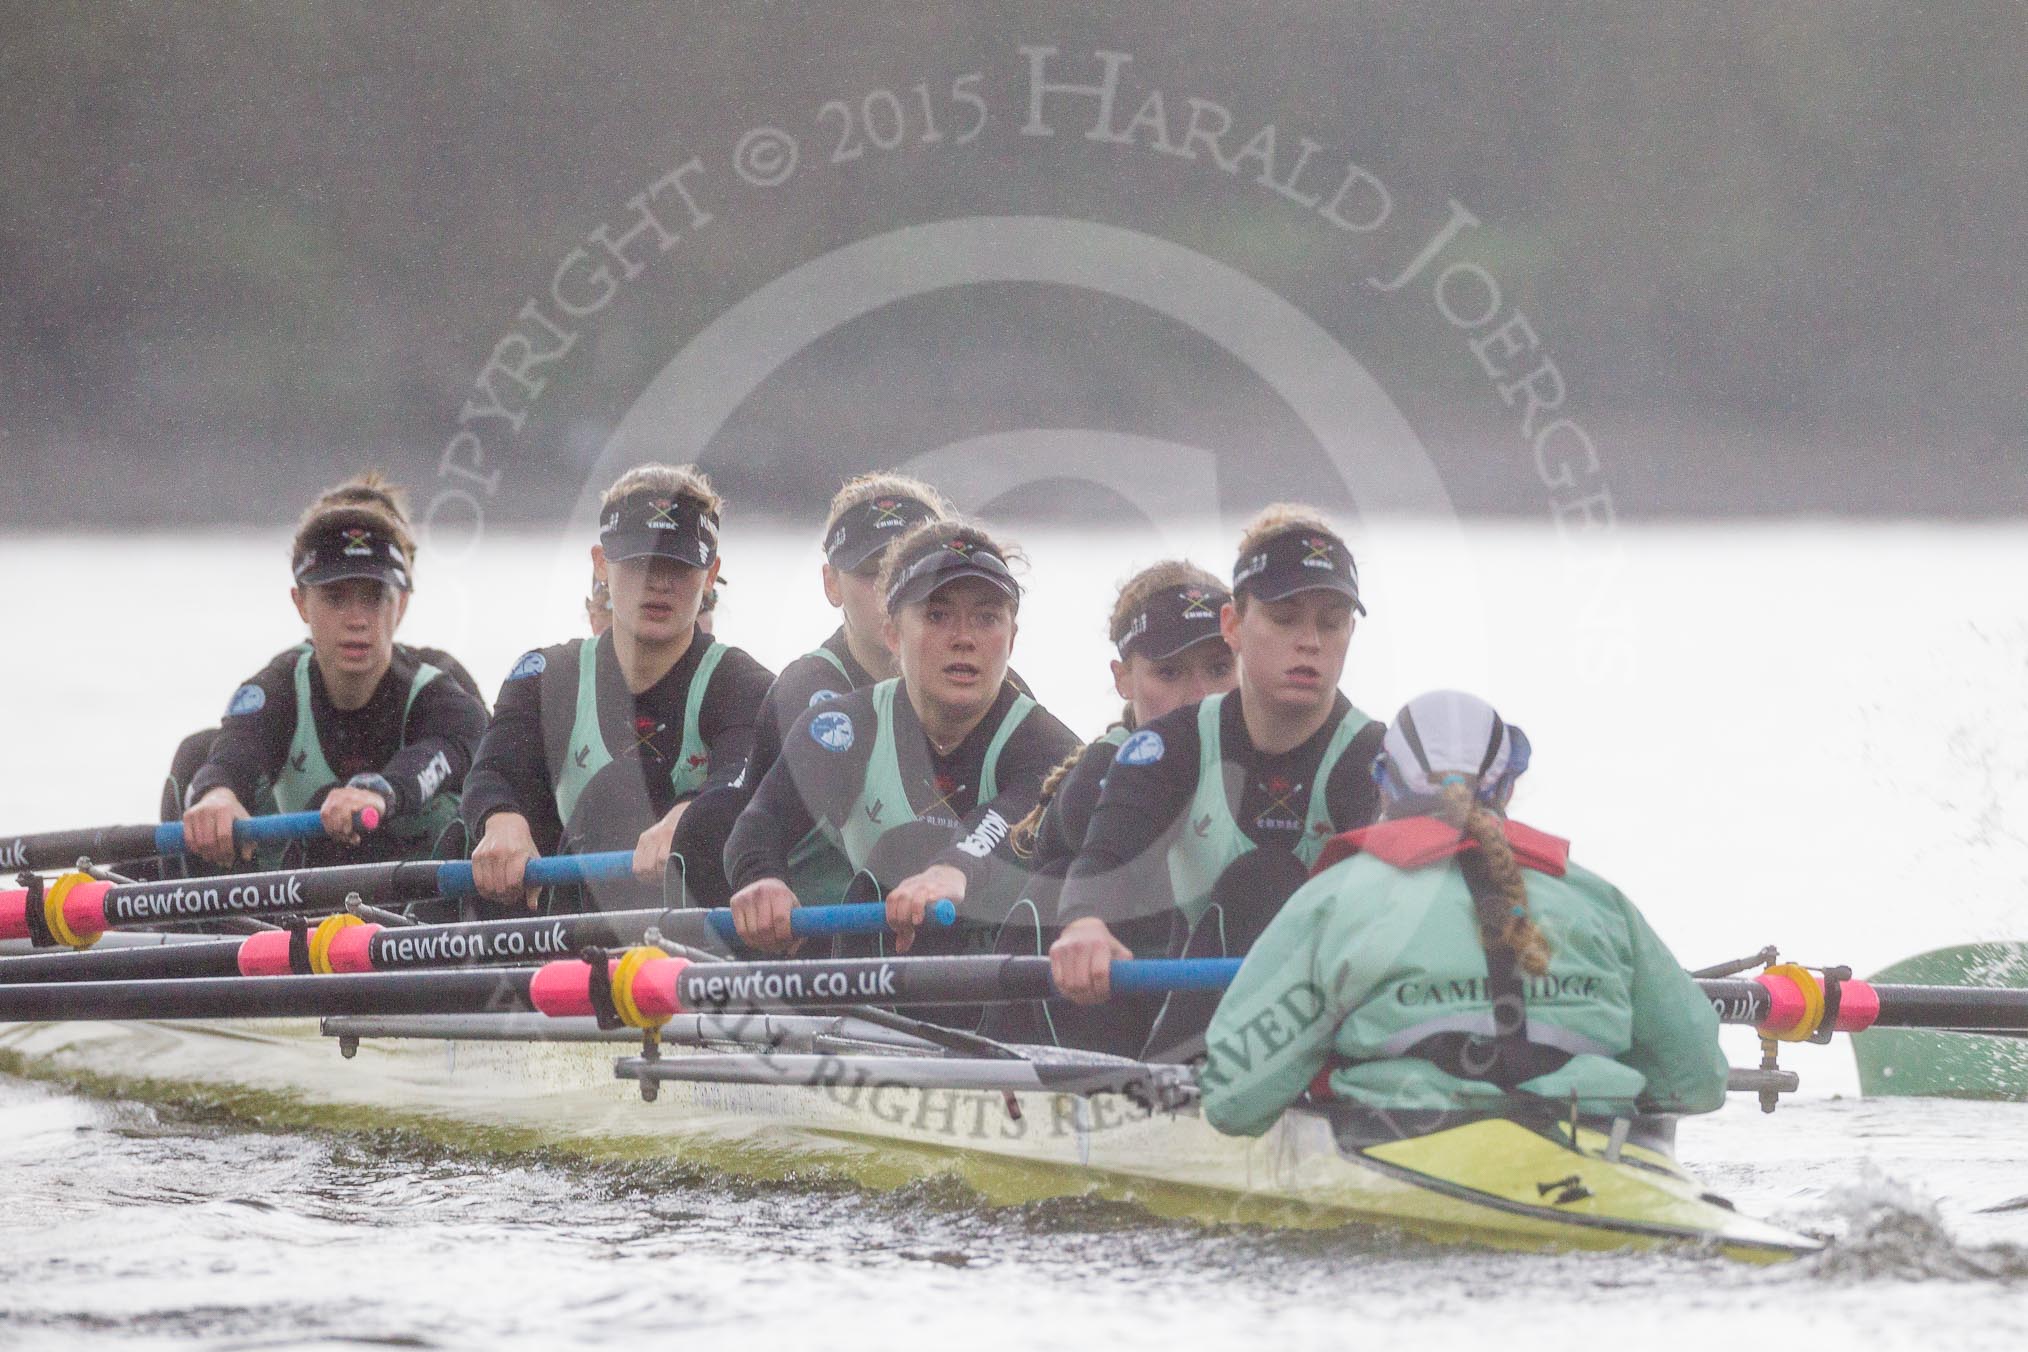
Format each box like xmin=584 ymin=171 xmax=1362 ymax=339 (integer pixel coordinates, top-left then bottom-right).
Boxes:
xmin=725 ymin=519 xmax=1080 ymax=955
xmin=175 ymin=473 xmax=489 ymax=869
xmin=988 ymin=561 xmax=1238 ymax=1051
xmin=677 ymin=473 xmax=950 ymax=908
xmin=1051 ymin=506 xmax=1386 ymax=1058
xmin=462 ymin=464 xmax=774 ymax=911
xmin=1200 ymin=690 xmax=1728 ymax=1134
xmin=1011 ymin=561 xmax=1237 ymax=882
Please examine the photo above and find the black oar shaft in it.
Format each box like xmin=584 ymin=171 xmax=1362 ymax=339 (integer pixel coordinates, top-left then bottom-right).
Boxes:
xmin=2 ymin=824 xmax=164 ymax=874
xmin=1698 ymin=978 xmax=2028 ymax=1033
xmin=95 ymin=862 xmax=443 ymax=927
xmin=1866 ymin=984 xmax=2028 ymax=1031
xmin=361 ymin=910 xmax=670 ymax=971
xmin=0 ymin=969 xmax=539 ymax=1022
xmin=675 ymin=955 xmax=1056 ymax=1013
xmin=0 ymin=941 xmax=243 ymax=985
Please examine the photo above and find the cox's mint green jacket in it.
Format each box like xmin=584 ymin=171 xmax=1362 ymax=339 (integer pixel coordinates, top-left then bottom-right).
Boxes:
xmin=1199 ymin=817 xmax=1727 ymax=1135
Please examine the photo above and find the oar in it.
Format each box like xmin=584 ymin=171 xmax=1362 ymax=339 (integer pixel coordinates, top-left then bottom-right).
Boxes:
xmin=0 ymin=899 xmax=959 ymax=984
xmin=0 ymin=809 xmax=378 ymax=874
xmin=0 ymin=967 xmax=544 ymax=1022
xmin=11 ymin=953 xmax=2028 ymax=1039
xmin=529 ymin=955 xmax=2028 ymax=1033
xmin=1 ymin=849 xmax=641 ymax=945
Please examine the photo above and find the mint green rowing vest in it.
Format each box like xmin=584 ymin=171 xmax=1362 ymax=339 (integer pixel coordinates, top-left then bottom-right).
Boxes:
xmin=552 ymin=633 xmax=730 ymax=829
xmin=826 ymin=679 xmax=1035 ymax=873
xmin=808 ymin=645 xmax=850 ymax=684
xmin=273 ymin=645 xmax=459 ymax=846
xmin=1166 ymin=692 xmax=1373 ymax=926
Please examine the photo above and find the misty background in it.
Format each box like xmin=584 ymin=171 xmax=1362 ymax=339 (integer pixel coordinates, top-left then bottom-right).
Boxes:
xmin=2 ymin=1 xmax=2022 ymax=527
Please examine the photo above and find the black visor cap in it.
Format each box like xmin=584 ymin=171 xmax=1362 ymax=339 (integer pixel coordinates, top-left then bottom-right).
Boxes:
xmin=825 ymin=495 xmax=939 ymax=573
xmin=1231 ymin=528 xmax=1366 ymax=614
xmin=292 ymin=523 xmax=412 ymax=592
xmin=600 ymin=490 xmax=719 ymax=568
xmin=885 ymin=540 xmax=1020 ymax=612
xmin=1118 ymin=583 xmax=1233 ymax=661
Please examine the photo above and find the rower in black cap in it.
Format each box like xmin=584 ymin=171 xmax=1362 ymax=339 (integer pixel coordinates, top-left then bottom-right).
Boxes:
xmin=982 ymin=560 xmax=1241 ymax=1051
xmin=461 ymin=463 xmax=774 ymax=912
xmin=172 ymin=472 xmax=489 ymax=871
xmin=674 ymin=473 xmax=948 ymax=909
xmin=724 ymin=519 xmax=1079 ymax=958
xmin=1050 ymin=504 xmax=1387 ymax=1059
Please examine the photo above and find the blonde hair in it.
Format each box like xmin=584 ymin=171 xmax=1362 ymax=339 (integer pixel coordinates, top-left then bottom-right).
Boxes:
xmin=1010 ymin=744 xmax=1086 ymax=859
xmin=1437 ymin=780 xmax=1551 ymax=977
xmin=1236 ymin=503 xmax=1339 ymax=557
xmin=292 ymin=470 xmax=416 ymax=573
xmin=876 ymin=518 xmax=1024 ymax=616
xmin=822 ymin=472 xmax=953 ymax=539
xmin=600 ymin=462 xmax=721 ymax=518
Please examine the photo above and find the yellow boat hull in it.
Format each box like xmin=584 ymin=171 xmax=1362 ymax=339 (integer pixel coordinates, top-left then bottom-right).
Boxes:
xmin=0 ymin=1016 xmax=1816 ymax=1260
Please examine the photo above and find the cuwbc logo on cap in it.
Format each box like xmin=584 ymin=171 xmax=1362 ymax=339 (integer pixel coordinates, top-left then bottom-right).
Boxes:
xmin=342 ymin=528 xmax=375 ymax=557
xmin=872 ymin=498 xmax=909 ymax=527
xmin=1302 ymin=536 xmax=1336 ymax=568
xmin=1179 ymin=587 xmax=1216 ymax=619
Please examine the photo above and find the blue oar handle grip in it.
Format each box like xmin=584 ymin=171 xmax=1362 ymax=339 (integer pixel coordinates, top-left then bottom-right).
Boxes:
xmin=1105 ymin=957 xmax=1244 ymax=994
xmin=436 ymin=850 xmax=638 ymax=898
xmin=702 ymin=898 xmax=958 ymax=941
xmin=152 ymin=809 xmax=373 ymax=856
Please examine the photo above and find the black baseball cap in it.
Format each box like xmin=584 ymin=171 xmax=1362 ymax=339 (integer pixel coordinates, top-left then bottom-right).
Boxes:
xmin=1117 ymin=582 xmax=1232 ymax=661
xmin=825 ymin=494 xmax=940 ymax=572
xmin=885 ymin=537 xmax=1021 ymax=611
xmin=599 ymin=489 xmax=718 ymax=568
xmin=292 ymin=521 xmax=412 ymax=592
xmin=1231 ymin=527 xmax=1366 ymax=613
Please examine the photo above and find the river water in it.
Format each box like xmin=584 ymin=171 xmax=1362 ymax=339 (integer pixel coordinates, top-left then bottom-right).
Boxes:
xmin=3 ymin=524 xmax=2026 ymax=1347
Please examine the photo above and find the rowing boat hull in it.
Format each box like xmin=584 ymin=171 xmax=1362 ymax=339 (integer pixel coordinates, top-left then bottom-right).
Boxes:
xmin=0 ymin=1014 xmax=1815 ymax=1260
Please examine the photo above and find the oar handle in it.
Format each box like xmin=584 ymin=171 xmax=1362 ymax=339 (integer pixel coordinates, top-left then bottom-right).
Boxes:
xmin=3 ymin=809 xmax=379 ymax=874
xmin=151 ymin=808 xmax=380 ymax=856
xmin=1106 ymin=957 xmax=1243 ymax=994
xmin=702 ymin=899 xmax=958 ymax=942
xmin=434 ymin=851 xmax=638 ymax=897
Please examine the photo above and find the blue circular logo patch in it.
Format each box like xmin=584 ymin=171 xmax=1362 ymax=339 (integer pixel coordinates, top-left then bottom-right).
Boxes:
xmin=224 ymin=683 xmax=266 ymax=718
xmin=507 ymin=651 xmax=547 ymax=681
xmin=809 ymin=710 xmax=856 ymax=752
xmin=808 ymin=687 xmax=843 ymax=706
xmin=1117 ymin=728 xmax=1166 ymax=767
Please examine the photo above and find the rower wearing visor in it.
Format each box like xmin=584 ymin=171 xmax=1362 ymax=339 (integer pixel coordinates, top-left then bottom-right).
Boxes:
xmin=987 ymin=561 xmax=1240 ymax=1053
xmin=173 ymin=472 xmax=489 ymax=871
xmin=1201 ymin=690 xmax=1728 ymax=1133
xmin=1053 ymin=506 xmax=1386 ymax=1060
xmin=725 ymin=520 xmax=1079 ymax=957
xmin=462 ymin=464 xmax=773 ymax=912
xmin=676 ymin=473 xmax=949 ymax=909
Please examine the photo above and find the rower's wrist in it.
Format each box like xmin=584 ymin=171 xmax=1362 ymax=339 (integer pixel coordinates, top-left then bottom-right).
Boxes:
xmin=345 ymin=773 xmax=398 ymax=813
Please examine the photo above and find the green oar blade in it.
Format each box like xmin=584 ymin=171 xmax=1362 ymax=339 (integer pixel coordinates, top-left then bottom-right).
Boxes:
xmin=1854 ymin=942 xmax=2028 ymax=1100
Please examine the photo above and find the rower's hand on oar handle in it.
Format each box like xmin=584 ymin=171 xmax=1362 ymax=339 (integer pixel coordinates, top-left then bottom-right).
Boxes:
xmin=730 ymin=877 xmax=804 ymax=954
xmin=319 ymin=786 xmax=387 ymax=846
xmin=885 ymin=864 xmax=965 ymax=955
xmin=471 ymin=812 xmax=543 ymax=911
xmin=183 ymin=788 xmax=252 ymax=868
xmin=1051 ymin=917 xmax=1134 ymax=1005
xmin=632 ymin=802 xmax=688 ymax=884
